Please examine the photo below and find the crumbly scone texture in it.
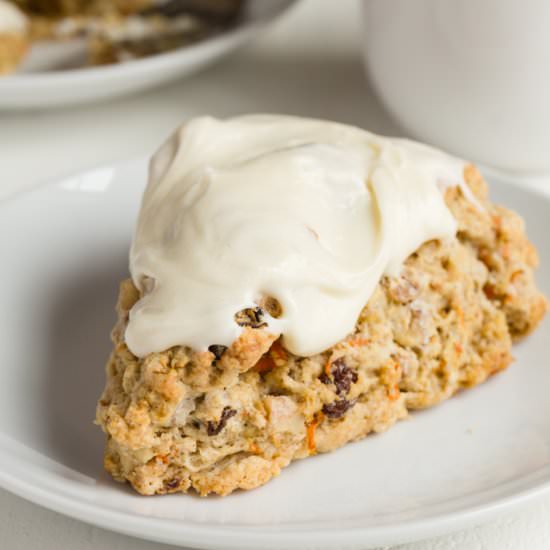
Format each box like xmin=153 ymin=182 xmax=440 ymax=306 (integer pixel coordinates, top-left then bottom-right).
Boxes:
xmin=96 ymin=165 xmax=547 ymax=497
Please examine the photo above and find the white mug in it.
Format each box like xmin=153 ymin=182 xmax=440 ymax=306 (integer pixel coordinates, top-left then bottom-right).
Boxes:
xmin=362 ymin=0 xmax=550 ymax=172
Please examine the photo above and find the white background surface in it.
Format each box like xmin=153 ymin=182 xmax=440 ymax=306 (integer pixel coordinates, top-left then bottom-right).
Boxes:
xmin=1 ymin=1 xmax=550 ymax=549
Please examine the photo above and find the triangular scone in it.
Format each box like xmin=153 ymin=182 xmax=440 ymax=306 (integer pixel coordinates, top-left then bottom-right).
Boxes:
xmin=96 ymin=165 xmax=547 ymax=496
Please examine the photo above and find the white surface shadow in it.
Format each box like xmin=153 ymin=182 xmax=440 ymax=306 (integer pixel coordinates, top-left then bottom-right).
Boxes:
xmin=41 ymin=252 xmax=129 ymax=477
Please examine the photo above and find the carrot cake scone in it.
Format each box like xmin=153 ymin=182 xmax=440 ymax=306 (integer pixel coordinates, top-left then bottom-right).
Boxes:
xmin=96 ymin=115 xmax=547 ymax=496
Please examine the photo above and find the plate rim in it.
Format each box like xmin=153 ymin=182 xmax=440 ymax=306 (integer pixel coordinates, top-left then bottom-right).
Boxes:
xmin=1 ymin=158 xmax=550 ymax=549
xmin=1 ymin=461 xmax=550 ymax=550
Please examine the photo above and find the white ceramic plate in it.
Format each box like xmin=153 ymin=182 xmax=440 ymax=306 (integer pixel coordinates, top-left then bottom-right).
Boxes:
xmin=0 ymin=1 xmax=296 ymax=110
xmin=0 ymin=159 xmax=549 ymax=550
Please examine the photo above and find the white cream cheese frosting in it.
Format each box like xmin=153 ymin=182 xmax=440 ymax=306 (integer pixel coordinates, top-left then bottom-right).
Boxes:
xmin=0 ymin=0 xmax=27 ymax=34
xmin=126 ymin=115 xmax=467 ymax=358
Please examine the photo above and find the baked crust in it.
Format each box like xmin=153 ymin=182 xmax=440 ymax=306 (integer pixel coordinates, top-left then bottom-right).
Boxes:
xmin=96 ymin=165 xmax=547 ymax=496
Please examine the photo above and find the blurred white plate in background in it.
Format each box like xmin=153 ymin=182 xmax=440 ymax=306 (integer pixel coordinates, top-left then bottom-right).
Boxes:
xmin=0 ymin=0 xmax=296 ymax=110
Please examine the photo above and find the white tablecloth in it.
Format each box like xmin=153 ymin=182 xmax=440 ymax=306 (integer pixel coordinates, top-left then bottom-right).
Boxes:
xmin=1 ymin=1 xmax=549 ymax=548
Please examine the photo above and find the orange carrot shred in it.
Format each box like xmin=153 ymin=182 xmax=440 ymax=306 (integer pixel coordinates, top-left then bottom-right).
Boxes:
xmin=254 ymin=354 xmax=276 ymax=373
xmin=388 ymin=385 xmax=400 ymax=401
xmin=306 ymin=413 xmax=323 ymax=455
xmin=455 ymin=306 xmax=465 ymax=327
xmin=269 ymin=339 xmax=288 ymax=364
xmin=347 ymin=337 xmax=370 ymax=348
xmin=483 ymin=284 xmax=498 ymax=300
xmin=324 ymin=358 xmax=332 ymax=377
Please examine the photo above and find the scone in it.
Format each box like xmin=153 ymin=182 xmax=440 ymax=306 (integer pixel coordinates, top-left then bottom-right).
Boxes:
xmin=0 ymin=0 xmax=28 ymax=74
xmin=96 ymin=115 xmax=547 ymax=497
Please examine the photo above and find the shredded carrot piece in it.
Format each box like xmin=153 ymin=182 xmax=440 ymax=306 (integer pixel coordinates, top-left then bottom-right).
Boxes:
xmin=348 ymin=336 xmax=370 ymax=348
xmin=510 ymin=270 xmax=523 ymax=283
xmin=254 ymin=354 xmax=276 ymax=373
xmin=455 ymin=306 xmax=465 ymax=327
xmin=492 ymin=215 xmax=502 ymax=230
xmin=454 ymin=342 xmax=463 ymax=355
xmin=249 ymin=442 xmax=261 ymax=455
xmin=388 ymin=385 xmax=400 ymax=401
xmin=269 ymin=339 xmax=288 ymax=364
xmin=501 ymin=243 xmax=510 ymax=260
xmin=156 ymin=454 xmax=170 ymax=464
xmin=324 ymin=357 xmax=332 ymax=377
xmin=306 ymin=413 xmax=323 ymax=455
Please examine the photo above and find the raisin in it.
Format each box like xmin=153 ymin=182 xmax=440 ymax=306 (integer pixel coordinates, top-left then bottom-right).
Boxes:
xmin=261 ymin=296 xmax=283 ymax=318
xmin=164 ymin=478 xmax=180 ymax=490
xmin=332 ymin=359 xmax=358 ymax=395
xmin=208 ymin=344 xmax=228 ymax=360
xmin=206 ymin=406 xmax=237 ymax=436
xmin=319 ymin=358 xmax=358 ymax=395
xmin=234 ymin=307 xmax=267 ymax=329
xmin=322 ymin=398 xmax=356 ymax=419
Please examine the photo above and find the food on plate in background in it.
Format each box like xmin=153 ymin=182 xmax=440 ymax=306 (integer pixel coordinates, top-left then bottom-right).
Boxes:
xmin=0 ymin=0 xmax=244 ymax=73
